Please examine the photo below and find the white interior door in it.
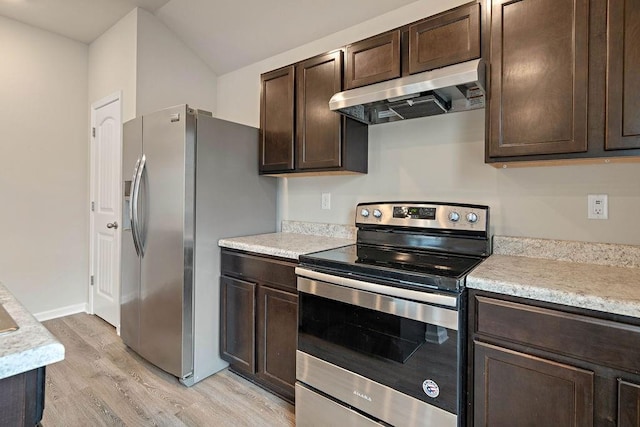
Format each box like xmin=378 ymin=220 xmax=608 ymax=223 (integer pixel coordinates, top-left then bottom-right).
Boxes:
xmin=90 ymin=93 xmax=122 ymax=328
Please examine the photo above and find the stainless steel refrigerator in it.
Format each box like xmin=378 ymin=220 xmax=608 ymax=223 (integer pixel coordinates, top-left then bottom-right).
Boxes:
xmin=120 ymin=104 xmax=276 ymax=386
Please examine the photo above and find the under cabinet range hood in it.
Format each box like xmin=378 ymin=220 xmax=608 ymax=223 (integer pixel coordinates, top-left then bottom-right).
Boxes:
xmin=329 ymin=59 xmax=485 ymax=125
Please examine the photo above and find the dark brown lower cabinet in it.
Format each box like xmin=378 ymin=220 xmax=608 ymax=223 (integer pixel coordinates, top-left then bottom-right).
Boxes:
xmin=619 ymin=380 xmax=640 ymax=427
xmin=0 ymin=367 xmax=45 ymax=427
xmin=469 ymin=290 xmax=640 ymax=427
xmin=220 ymin=276 xmax=256 ymax=376
xmin=257 ymin=286 xmax=297 ymax=399
xmin=474 ymin=341 xmax=593 ymax=426
xmin=220 ymin=249 xmax=297 ymax=403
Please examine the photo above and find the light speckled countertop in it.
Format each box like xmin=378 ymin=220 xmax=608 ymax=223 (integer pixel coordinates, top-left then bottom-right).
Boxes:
xmin=219 ymin=232 xmax=354 ymax=260
xmin=0 ymin=282 xmax=65 ymax=379
xmin=221 ymin=226 xmax=640 ymax=319
xmin=468 ymin=236 xmax=640 ymax=319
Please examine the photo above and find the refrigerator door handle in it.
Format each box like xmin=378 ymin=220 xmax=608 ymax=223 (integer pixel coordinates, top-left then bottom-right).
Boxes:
xmin=135 ymin=154 xmax=147 ymax=256
xmin=132 ymin=155 xmax=146 ymax=257
xmin=130 ymin=158 xmax=141 ymax=256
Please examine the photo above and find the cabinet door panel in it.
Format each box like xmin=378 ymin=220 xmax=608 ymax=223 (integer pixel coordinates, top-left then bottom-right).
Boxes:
xmin=408 ymin=3 xmax=480 ymax=74
xmin=296 ymin=51 xmax=343 ymax=170
xmin=474 ymin=341 xmax=594 ymax=427
xmin=260 ymin=66 xmax=295 ymax=173
xmin=345 ymin=30 xmax=401 ymax=89
xmin=606 ymin=0 xmax=640 ymax=150
xmin=619 ymin=380 xmax=640 ymax=427
xmin=257 ymin=286 xmax=297 ymax=401
xmin=220 ymin=276 xmax=255 ymax=374
xmin=488 ymin=0 xmax=589 ymax=157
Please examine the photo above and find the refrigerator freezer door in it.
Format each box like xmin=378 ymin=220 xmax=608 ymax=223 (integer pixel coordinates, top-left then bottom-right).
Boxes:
xmin=138 ymin=105 xmax=194 ymax=379
xmin=121 ymin=117 xmax=143 ymax=351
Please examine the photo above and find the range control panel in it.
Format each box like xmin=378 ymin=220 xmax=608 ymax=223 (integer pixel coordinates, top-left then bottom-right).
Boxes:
xmin=356 ymin=202 xmax=489 ymax=232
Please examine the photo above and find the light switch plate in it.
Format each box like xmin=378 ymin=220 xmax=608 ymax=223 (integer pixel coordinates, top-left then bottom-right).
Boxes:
xmin=321 ymin=193 xmax=331 ymax=210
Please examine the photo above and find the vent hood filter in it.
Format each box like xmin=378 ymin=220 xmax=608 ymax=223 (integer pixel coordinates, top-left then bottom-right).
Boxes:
xmin=329 ymin=59 xmax=485 ymax=125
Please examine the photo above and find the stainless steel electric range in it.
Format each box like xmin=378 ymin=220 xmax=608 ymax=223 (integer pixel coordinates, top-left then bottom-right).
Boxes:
xmin=295 ymin=201 xmax=491 ymax=427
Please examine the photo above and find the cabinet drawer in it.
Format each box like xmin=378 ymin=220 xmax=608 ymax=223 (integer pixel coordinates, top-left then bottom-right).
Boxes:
xmin=221 ymin=249 xmax=297 ymax=292
xmin=474 ymin=295 xmax=640 ymax=373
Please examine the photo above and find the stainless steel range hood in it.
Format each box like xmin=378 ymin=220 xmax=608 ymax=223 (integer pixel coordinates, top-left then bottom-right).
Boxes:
xmin=329 ymin=59 xmax=485 ymax=125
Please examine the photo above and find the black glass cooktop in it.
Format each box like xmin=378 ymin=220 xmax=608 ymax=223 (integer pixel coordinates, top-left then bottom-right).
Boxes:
xmin=299 ymin=244 xmax=485 ymax=293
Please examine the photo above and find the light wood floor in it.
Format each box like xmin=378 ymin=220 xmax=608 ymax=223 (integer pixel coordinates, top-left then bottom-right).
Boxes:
xmin=41 ymin=313 xmax=295 ymax=426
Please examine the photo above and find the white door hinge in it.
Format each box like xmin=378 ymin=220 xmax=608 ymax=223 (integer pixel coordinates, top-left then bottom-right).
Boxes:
xmin=92 ymin=127 xmax=96 ymax=138
xmin=91 ymin=201 xmax=95 ymax=212
xmin=90 ymin=275 xmax=94 ymax=286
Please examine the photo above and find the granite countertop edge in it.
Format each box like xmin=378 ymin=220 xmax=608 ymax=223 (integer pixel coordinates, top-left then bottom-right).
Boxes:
xmin=219 ymin=232 xmax=355 ymax=260
xmin=0 ymin=282 xmax=65 ymax=380
xmin=467 ymin=253 xmax=640 ymax=319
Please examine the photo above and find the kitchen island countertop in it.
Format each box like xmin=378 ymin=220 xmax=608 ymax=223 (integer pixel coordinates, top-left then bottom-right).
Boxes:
xmin=467 ymin=236 xmax=640 ymax=319
xmin=0 ymin=282 xmax=65 ymax=379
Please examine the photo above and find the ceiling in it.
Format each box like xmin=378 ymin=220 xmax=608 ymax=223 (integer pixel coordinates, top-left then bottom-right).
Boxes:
xmin=1 ymin=0 xmax=418 ymax=75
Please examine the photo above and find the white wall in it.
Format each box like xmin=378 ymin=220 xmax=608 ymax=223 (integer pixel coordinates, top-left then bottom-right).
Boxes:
xmin=0 ymin=16 xmax=90 ymax=314
xmin=136 ymin=8 xmax=217 ymax=116
xmin=216 ymin=0 xmax=640 ymax=246
xmin=89 ymin=9 xmax=138 ymax=122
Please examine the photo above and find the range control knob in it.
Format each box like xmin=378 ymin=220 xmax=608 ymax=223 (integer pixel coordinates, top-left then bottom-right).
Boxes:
xmin=466 ymin=212 xmax=478 ymax=223
xmin=448 ymin=211 xmax=460 ymax=222
xmin=361 ymin=209 xmax=370 ymax=218
xmin=373 ymin=209 xmax=382 ymax=219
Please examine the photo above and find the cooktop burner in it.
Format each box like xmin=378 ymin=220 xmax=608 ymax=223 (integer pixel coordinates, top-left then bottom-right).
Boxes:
xmin=299 ymin=244 xmax=485 ymax=293
xmin=298 ymin=201 xmax=492 ymax=293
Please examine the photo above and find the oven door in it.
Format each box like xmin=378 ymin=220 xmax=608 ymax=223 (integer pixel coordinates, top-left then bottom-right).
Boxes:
xmin=295 ymin=267 xmax=461 ymax=427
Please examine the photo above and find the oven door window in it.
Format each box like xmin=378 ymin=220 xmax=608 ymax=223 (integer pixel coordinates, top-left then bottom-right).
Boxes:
xmin=298 ymin=292 xmax=460 ymax=414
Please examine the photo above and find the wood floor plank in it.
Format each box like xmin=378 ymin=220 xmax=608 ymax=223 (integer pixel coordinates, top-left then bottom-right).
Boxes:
xmin=41 ymin=313 xmax=295 ymax=426
xmin=43 ymin=387 xmax=128 ymax=427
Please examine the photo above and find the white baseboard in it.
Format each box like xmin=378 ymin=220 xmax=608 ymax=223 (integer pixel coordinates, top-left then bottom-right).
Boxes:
xmin=33 ymin=303 xmax=89 ymax=322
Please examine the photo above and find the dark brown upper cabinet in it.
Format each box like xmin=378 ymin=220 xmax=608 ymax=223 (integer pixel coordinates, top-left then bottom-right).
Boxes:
xmin=606 ymin=0 xmax=640 ymax=150
xmin=297 ymin=51 xmax=344 ymax=170
xmin=408 ymin=2 xmax=481 ymax=74
xmin=259 ymin=66 xmax=295 ymax=173
xmin=486 ymin=0 xmax=590 ymax=158
xmin=342 ymin=2 xmax=480 ymax=89
xmin=344 ymin=30 xmax=401 ymax=89
xmin=260 ymin=51 xmax=368 ymax=176
xmin=485 ymin=0 xmax=640 ymax=165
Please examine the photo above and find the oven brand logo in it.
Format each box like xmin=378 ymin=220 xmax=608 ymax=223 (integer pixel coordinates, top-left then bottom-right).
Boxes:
xmin=422 ymin=379 xmax=440 ymax=398
xmin=353 ymin=390 xmax=372 ymax=402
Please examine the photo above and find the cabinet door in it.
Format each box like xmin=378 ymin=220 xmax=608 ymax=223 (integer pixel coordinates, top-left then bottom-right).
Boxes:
xmin=619 ymin=380 xmax=640 ymax=427
xmin=296 ymin=51 xmax=343 ymax=170
xmin=408 ymin=3 xmax=480 ymax=74
xmin=474 ymin=341 xmax=594 ymax=426
xmin=259 ymin=66 xmax=295 ymax=173
xmin=345 ymin=30 xmax=401 ymax=89
xmin=606 ymin=0 xmax=640 ymax=150
xmin=487 ymin=0 xmax=589 ymax=157
xmin=257 ymin=285 xmax=298 ymax=402
xmin=220 ymin=276 xmax=256 ymax=374
xmin=0 ymin=367 xmax=45 ymax=427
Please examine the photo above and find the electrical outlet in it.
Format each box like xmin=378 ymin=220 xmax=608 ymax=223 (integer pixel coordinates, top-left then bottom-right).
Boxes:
xmin=587 ymin=194 xmax=608 ymax=220
xmin=321 ymin=193 xmax=331 ymax=210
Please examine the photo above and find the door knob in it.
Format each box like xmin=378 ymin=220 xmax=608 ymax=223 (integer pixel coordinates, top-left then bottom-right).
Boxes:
xmin=106 ymin=221 xmax=119 ymax=229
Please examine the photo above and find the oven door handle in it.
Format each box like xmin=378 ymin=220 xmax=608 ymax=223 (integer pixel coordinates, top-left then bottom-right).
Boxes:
xmin=296 ymin=273 xmax=459 ymax=331
xmin=295 ymin=267 xmax=458 ymax=308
